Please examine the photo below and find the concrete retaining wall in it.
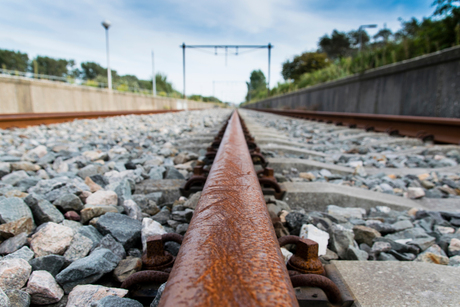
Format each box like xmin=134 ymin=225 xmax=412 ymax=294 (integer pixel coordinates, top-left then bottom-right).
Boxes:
xmin=0 ymin=75 xmax=215 ymax=113
xmin=245 ymin=46 xmax=460 ymax=118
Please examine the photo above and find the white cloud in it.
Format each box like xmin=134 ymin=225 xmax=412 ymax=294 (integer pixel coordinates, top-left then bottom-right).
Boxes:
xmin=0 ymin=0 xmax=433 ymax=104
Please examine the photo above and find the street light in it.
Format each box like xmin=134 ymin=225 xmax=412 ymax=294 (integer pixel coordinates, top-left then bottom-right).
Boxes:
xmin=102 ymin=20 xmax=112 ymax=90
xmin=359 ymin=24 xmax=377 ymax=52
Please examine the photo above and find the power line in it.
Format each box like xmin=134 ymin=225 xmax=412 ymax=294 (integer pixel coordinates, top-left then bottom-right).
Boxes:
xmin=180 ymin=43 xmax=273 ymax=98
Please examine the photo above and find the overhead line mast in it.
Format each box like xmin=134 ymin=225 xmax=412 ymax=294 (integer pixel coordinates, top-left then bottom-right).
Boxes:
xmin=180 ymin=43 xmax=273 ymax=99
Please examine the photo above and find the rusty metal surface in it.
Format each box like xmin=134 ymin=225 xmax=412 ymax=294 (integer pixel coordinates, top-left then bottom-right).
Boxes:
xmin=0 ymin=109 xmax=185 ymax=129
xmin=159 ymin=111 xmax=298 ymax=307
xmin=279 ymin=235 xmax=325 ymax=276
xmin=290 ymin=274 xmax=342 ymax=305
xmin=251 ymin=108 xmax=460 ymax=144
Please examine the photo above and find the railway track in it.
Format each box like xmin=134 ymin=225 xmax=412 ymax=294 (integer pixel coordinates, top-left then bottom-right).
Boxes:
xmin=0 ymin=110 xmax=183 ymax=129
xmin=249 ymin=108 xmax=460 ymax=144
xmin=0 ymin=108 xmax=459 ymax=306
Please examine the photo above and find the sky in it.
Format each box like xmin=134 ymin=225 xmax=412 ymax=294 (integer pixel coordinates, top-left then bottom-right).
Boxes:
xmin=0 ymin=0 xmax=435 ymax=104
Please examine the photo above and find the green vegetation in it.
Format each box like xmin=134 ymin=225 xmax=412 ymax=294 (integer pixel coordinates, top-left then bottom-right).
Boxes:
xmin=242 ymin=1 xmax=460 ymax=106
xmin=0 ymin=49 xmax=225 ymax=103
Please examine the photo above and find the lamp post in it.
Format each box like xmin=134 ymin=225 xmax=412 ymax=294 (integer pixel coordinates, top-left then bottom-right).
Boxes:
xmin=102 ymin=20 xmax=112 ymax=90
xmin=359 ymin=24 xmax=377 ymax=52
xmin=152 ymin=50 xmax=156 ymax=97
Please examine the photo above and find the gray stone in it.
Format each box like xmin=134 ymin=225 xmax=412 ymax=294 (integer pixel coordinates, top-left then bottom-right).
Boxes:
xmin=29 ymin=255 xmax=66 ymax=277
xmin=384 ymin=227 xmax=430 ymax=241
xmin=64 ymin=233 xmax=93 ymax=263
xmin=4 ymin=289 xmax=30 ymax=307
xmin=164 ymin=241 xmax=181 ymax=257
xmin=28 ymin=178 xmax=90 ymax=203
xmin=150 ymin=282 xmax=166 ymax=307
xmin=122 ymin=199 xmax=142 ymax=221
xmin=53 ymin=194 xmax=84 ymax=212
xmin=91 ymin=295 xmax=143 ymax=307
xmin=328 ymin=225 xmax=355 ymax=259
xmin=370 ymin=241 xmax=392 ymax=253
xmin=3 ymin=246 xmax=34 ymax=262
xmin=55 ymin=248 xmax=120 ymax=293
xmin=164 ymin=166 xmax=185 ymax=179
xmin=1 ymin=171 xmax=29 ymax=186
xmin=77 ymin=165 xmax=103 ymax=179
xmin=408 ymin=237 xmax=436 ymax=252
xmin=94 ymin=234 xmax=126 ymax=261
xmin=387 ymin=250 xmax=416 ymax=261
xmin=352 ymin=225 xmax=381 ymax=246
xmin=134 ymin=180 xmax=183 ymax=205
xmin=0 ymin=163 xmax=10 ymax=179
xmin=24 ymin=194 xmax=64 ymax=225
xmin=171 ymin=210 xmax=194 ymax=223
xmin=391 ymin=220 xmax=413 ymax=232
xmin=373 ymin=237 xmax=420 ymax=254
xmin=0 ymin=197 xmax=33 ymax=223
xmin=95 ymin=213 xmax=142 ymax=250
xmin=151 ymin=208 xmax=171 ymax=225
xmin=113 ymin=179 xmax=132 ymax=207
xmin=449 ymin=255 xmax=460 ymax=267
xmin=184 ymin=192 xmax=201 ymax=210
xmin=0 ymin=232 xmax=28 ymax=254
xmin=285 ymin=211 xmax=306 ymax=235
xmin=376 ymin=252 xmax=398 ymax=261
xmin=15 ymin=178 xmax=40 ymax=193
xmin=0 ymin=288 xmax=9 ymax=307
xmin=345 ymin=246 xmax=368 ymax=261
xmin=176 ymin=223 xmax=189 ymax=235
xmin=148 ymin=166 xmax=166 ymax=180
xmin=77 ymin=225 xmax=103 ymax=250
xmin=132 ymin=193 xmax=162 ymax=215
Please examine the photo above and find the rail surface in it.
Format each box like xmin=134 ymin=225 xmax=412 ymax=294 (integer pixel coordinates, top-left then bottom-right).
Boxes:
xmin=250 ymin=108 xmax=460 ymax=144
xmin=159 ymin=111 xmax=298 ymax=306
xmin=0 ymin=110 xmax=184 ymax=129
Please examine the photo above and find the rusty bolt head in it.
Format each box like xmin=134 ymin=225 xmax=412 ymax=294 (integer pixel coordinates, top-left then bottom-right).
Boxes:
xmin=142 ymin=235 xmax=175 ymax=270
xmin=287 ymin=238 xmax=325 ymax=276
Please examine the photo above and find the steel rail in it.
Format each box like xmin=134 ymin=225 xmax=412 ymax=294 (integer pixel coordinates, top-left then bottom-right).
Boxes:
xmin=159 ymin=111 xmax=298 ymax=307
xmin=250 ymin=108 xmax=460 ymax=144
xmin=0 ymin=110 xmax=185 ymax=129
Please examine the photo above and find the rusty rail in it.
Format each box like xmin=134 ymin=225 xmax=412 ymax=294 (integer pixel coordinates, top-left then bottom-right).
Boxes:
xmin=159 ymin=111 xmax=298 ymax=306
xmin=250 ymin=108 xmax=460 ymax=144
xmin=0 ymin=110 xmax=185 ymax=129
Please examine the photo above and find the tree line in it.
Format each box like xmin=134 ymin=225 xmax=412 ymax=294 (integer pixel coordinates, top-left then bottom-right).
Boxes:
xmin=243 ymin=0 xmax=460 ymax=104
xmin=0 ymin=49 xmax=228 ymax=104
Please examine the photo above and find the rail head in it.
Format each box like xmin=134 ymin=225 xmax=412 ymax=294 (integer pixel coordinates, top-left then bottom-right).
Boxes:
xmin=159 ymin=111 xmax=298 ymax=307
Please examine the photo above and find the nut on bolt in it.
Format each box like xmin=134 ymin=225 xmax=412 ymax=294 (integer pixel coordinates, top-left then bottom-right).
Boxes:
xmin=142 ymin=235 xmax=175 ymax=271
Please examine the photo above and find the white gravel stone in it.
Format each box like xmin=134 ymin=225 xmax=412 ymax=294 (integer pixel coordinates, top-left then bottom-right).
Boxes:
xmin=85 ymin=190 xmax=118 ymax=206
